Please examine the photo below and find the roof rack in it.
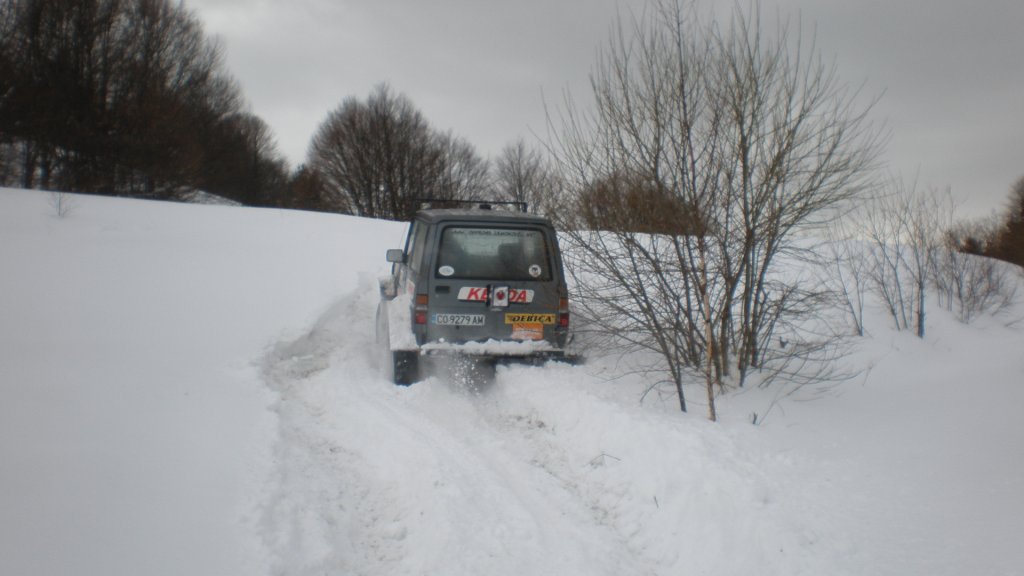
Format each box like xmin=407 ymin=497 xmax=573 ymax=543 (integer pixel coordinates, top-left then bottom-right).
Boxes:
xmin=416 ymin=198 xmax=528 ymax=213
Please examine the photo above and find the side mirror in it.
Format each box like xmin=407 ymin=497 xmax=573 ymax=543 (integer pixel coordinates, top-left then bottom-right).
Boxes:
xmin=386 ymin=249 xmax=406 ymax=264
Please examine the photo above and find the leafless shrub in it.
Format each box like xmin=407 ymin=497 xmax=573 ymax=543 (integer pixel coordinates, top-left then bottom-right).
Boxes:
xmin=932 ymin=243 xmax=1018 ymax=323
xmin=820 ymin=223 xmax=871 ymax=336
xmin=48 ymin=189 xmax=76 ymax=218
xmin=548 ymin=0 xmax=883 ymax=417
xmin=859 ymin=180 xmax=948 ymax=337
xmin=857 ymin=181 xmax=1019 ymax=333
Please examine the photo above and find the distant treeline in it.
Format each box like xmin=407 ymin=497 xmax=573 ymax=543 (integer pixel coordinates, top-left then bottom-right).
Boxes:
xmin=1 ymin=0 xmax=1021 ymax=273
xmin=948 ymin=176 xmax=1024 ymax=268
xmin=0 ymin=0 xmax=293 ymax=206
xmin=0 ymin=0 xmax=560 ymax=219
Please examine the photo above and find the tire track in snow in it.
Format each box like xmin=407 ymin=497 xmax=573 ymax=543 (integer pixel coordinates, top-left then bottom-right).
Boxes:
xmin=259 ymin=282 xmax=650 ymax=575
xmin=260 ymin=288 xmax=392 ymax=575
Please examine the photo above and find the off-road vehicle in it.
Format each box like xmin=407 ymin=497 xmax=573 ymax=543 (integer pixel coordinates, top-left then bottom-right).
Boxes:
xmin=376 ymin=202 xmax=573 ymax=384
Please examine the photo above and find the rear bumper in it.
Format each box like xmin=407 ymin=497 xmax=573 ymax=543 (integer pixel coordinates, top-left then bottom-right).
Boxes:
xmin=419 ymin=339 xmax=581 ymax=364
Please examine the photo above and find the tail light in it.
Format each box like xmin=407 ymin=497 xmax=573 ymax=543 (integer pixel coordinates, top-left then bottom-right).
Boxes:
xmin=558 ymin=297 xmax=570 ymax=328
xmin=414 ymin=294 xmax=429 ymax=325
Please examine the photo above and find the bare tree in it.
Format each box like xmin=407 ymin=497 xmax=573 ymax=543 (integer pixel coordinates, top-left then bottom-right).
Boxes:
xmin=200 ymin=112 xmax=289 ymax=206
xmin=436 ymin=131 xmax=492 ymax=202
xmin=493 ymin=138 xmax=559 ymax=216
xmin=860 ymin=181 xmax=951 ymax=338
xmin=283 ymin=164 xmax=330 ymax=211
xmin=549 ymin=0 xmax=883 ymax=417
xmin=821 ymin=221 xmax=871 ymax=336
xmin=308 ymin=84 xmax=486 ymax=221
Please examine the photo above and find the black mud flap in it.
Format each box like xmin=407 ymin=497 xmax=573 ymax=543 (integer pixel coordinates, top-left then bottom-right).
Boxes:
xmin=392 ymin=351 xmax=420 ymax=386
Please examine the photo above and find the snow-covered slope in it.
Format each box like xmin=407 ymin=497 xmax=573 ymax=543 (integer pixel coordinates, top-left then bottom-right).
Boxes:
xmin=2 ymin=188 xmax=1022 ymax=575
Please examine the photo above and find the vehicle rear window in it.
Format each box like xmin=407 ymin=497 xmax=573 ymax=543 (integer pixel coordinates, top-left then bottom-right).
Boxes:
xmin=436 ymin=227 xmax=551 ymax=281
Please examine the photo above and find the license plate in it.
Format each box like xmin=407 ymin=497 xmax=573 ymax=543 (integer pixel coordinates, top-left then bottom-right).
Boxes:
xmin=433 ymin=313 xmax=486 ymax=326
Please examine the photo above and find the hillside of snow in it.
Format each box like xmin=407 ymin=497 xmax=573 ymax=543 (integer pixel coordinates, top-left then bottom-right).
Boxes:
xmin=2 ymin=187 xmax=1023 ymax=575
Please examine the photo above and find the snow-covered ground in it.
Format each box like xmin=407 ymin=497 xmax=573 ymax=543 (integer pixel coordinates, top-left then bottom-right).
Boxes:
xmin=2 ymin=187 xmax=1022 ymax=575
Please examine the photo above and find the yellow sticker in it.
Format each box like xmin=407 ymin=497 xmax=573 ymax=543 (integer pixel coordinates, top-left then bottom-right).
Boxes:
xmin=511 ymin=323 xmax=545 ymax=340
xmin=505 ymin=313 xmax=556 ymax=325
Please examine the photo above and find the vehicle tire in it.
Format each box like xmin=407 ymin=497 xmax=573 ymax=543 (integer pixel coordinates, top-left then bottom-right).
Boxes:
xmin=392 ymin=351 xmax=419 ymax=386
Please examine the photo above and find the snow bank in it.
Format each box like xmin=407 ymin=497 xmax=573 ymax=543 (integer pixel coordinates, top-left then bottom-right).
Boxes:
xmin=2 ymin=187 xmax=1023 ymax=576
xmin=0 ymin=188 xmax=403 ymax=575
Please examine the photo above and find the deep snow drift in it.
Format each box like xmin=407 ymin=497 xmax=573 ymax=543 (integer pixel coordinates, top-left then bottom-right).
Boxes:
xmin=2 ymin=187 xmax=1022 ymax=575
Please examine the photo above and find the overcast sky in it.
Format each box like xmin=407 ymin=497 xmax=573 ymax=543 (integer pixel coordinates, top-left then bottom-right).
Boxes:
xmin=188 ymin=0 xmax=1023 ymax=218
